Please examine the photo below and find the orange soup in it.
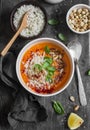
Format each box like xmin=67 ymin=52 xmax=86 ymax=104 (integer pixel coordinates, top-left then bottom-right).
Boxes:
xmin=20 ymin=42 xmax=72 ymax=94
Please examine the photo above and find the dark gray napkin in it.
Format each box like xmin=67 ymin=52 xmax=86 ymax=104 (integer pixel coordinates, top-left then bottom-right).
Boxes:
xmin=0 ymin=52 xmax=47 ymax=130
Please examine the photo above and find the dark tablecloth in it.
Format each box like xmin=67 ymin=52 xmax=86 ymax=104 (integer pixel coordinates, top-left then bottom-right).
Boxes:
xmin=0 ymin=0 xmax=90 ymax=130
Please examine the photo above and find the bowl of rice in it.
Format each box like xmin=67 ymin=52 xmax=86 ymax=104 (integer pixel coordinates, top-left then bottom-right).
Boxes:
xmin=10 ymin=1 xmax=47 ymax=39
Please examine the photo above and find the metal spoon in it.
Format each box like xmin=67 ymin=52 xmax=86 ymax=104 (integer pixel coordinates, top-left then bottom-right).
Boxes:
xmin=68 ymin=40 xmax=87 ymax=106
xmin=1 ymin=11 xmax=28 ymax=56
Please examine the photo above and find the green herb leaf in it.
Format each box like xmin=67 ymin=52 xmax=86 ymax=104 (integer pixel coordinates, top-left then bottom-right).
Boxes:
xmin=34 ymin=64 xmax=42 ymax=71
xmin=42 ymin=62 xmax=50 ymax=69
xmin=58 ymin=33 xmax=67 ymax=42
xmin=46 ymin=75 xmax=52 ymax=83
xmin=47 ymin=66 xmax=56 ymax=72
xmin=44 ymin=57 xmax=53 ymax=64
xmin=48 ymin=19 xmax=59 ymax=25
xmin=48 ymin=71 xmax=54 ymax=76
xmin=87 ymin=70 xmax=90 ymax=76
xmin=52 ymin=101 xmax=65 ymax=115
xmin=44 ymin=46 xmax=50 ymax=54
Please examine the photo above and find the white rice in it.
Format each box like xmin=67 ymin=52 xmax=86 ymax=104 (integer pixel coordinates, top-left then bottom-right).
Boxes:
xmin=13 ymin=5 xmax=45 ymax=37
xmin=24 ymin=51 xmax=49 ymax=89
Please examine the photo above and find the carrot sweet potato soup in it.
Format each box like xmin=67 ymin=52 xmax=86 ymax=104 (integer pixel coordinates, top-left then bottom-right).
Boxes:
xmin=20 ymin=42 xmax=72 ymax=94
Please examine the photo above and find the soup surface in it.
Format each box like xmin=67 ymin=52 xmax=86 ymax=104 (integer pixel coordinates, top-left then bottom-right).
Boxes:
xmin=20 ymin=41 xmax=72 ymax=94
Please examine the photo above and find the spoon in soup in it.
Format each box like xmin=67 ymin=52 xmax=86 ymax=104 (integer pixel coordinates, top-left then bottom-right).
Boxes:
xmin=1 ymin=11 xmax=29 ymax=56
xmin=68 ymin=40 xmax=87 ymax=106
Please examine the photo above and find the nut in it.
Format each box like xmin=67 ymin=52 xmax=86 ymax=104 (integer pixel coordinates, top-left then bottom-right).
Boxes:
xmin=70 ymin=96 xmax=75 ymax=102
xmin=68 ymin=7 xmax=90 ymax=32
xmin=74 ymin=105 xmax=80 ymax=111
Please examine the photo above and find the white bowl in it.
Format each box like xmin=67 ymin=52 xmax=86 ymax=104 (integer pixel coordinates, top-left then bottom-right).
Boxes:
xmin=16 ymin=38 xmax=74 ymax=97
xmin=66 ymin=4 xmax=90 ymax=34
xmin=44 ymin=0 xmax=64 ymax=4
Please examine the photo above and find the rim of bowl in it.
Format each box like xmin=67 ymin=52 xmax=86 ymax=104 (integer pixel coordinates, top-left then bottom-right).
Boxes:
xmin=66 ymin=4 xmax=90 ymax=34
xmin=16 ymin=38 xmax=74 ymax=97
xmin=10 ymin=1 xmax=47 ymax=39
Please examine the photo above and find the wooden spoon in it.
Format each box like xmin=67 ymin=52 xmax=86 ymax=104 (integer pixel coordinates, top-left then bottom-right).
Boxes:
xmin=1 ymin=12 xmax=28 ymax=56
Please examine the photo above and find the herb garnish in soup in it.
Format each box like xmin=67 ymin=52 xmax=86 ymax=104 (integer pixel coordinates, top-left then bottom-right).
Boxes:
xmin=20 ymin=42 xmax=71 ymax=94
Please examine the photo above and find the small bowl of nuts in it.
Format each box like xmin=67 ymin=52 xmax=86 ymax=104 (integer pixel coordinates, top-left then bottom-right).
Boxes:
xmin=66 ymin=4 xmax=90 ymax=34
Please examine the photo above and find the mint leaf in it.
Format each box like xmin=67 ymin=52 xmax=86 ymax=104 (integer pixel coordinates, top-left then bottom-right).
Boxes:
xmin=48 ymin=19 xmax=59 ymax=25
xmin=42 ymin=62 xmax=50 ymax=69
xmin=44 ymin=57 xmax=53 ymax=64
xmin=47 ymin=66 xmax=56 ymax=72
xmin=58 ymin=33 xmax=67 ymax=42
xmin=34 ymin=64 xmax=42 ymax=71
xmin=46 ymin=75 xmax=52 ymax=83
xmin=52 ymin=101 xmax=65 ymax=115
xmin=44 ymin=46 xmax=50 ymax=54
xmin=87 ymin=70 xmax=90 ymax=76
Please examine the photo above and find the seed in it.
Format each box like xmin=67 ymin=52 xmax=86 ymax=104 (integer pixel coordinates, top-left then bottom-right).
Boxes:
xmin=70 ymin=24 xmax=75 ymax=28
xmin=79 ymin=29 xmax=84 ymax=32
xmin=76 ymin=16 xmax=79 ymax=19
xmin=76 ymin=28 xmax=80 ymax=32
xmin=74 ymin=105 xmax=80 ymax=111
xmin=80 ymin=22 xmax=84 ymax=26
xmin=73 ymin=9 xmax=77 ymax=13
xmin=78 ymin=9 xmax=82 ymax=13
xmin=70 ymin=96 xmax=75 ymax=102
xmin=83 ymin=8 xmax=88 ymax=12
xmin=82 ymin=11 xmax=86 ymax=15
xmin=84 ymin=19 xmax=88 ymax=23
xmin=68 ymin=7 xmax=90 ymax=32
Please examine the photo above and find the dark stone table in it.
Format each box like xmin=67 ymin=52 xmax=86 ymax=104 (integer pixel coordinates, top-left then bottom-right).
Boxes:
xmin=0 ymin=0 xmax=90 ymax=130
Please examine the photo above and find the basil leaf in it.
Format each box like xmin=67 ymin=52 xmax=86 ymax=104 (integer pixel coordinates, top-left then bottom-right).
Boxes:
xmin=47 ymin=66 xmax=56 ymax=72
xmin=52 ymin=101 xmax=65 ymax=115
xmin=48 ymin=71 xmax=54 ymax=76
xmin=44 ymin=57 xmax=53 ymax=64
xmin=34 ymin=64 xmax=42 ymax=71
xmin=46 ymin=75 xmax=52 ymax=83
xmin=44 ymin=46 xmax=50 ymax=54
xmin=58 ymin=33 xmax=67 ymax=42
xmin=48 ymin=19 xmax=59 ymax=25
xmin=87 ymin=70 xmax=90 ymax=76
xmin=42 ymin=62 xmax=50 ymax=69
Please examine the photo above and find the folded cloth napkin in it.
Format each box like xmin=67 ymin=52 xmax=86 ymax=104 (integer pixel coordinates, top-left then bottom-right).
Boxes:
xmin=0 ymin=52 xmax=47 ymax=130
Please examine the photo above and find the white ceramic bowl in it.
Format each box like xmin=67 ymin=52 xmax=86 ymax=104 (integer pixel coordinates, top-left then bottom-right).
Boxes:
xmin=44 ymin=0 xmax=64 ymax=4
xmin=66 ymin=4 xmax=90 ymax=34
xmin=16 ymin=38 xmax=74 ymax=97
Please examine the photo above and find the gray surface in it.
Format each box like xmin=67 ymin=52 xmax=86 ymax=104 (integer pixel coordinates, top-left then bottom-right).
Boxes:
xmin=0 ymin=0 xmax=90 ymax=130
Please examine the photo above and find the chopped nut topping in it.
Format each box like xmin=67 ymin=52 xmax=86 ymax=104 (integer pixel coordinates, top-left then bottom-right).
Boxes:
xmin=70 ymin=96 xmax=75 ymax=102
